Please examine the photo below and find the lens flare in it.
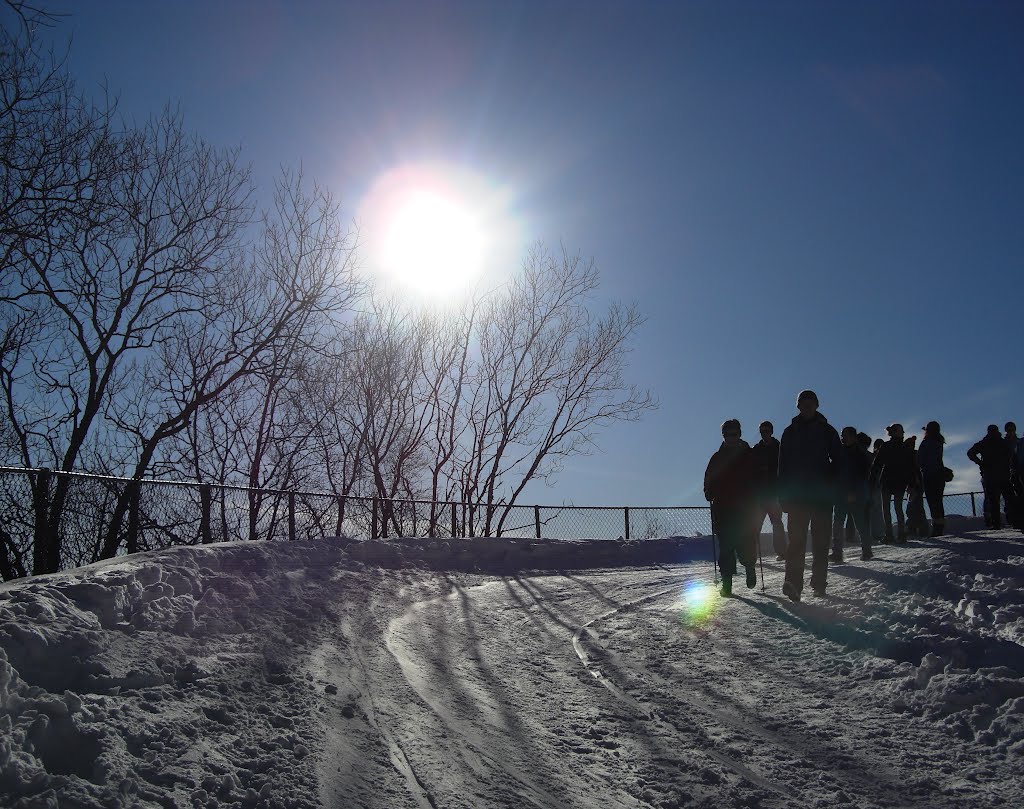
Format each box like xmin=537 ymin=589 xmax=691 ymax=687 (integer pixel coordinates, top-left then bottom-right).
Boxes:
xmin=679 ymin=580 xmax=717 ymax=627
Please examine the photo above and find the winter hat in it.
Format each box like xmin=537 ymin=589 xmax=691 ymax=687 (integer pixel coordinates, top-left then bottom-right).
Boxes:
xmin=923 ymin=420 xmax=941 ymax=435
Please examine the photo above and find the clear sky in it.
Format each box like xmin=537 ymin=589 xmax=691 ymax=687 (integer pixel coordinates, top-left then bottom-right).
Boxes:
xmin=45 ymin=0 xmax=1022 ymax=506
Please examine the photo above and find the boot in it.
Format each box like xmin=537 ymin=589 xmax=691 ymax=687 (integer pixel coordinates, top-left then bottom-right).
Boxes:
xmin=930 ymin=521 xmax=944 ymax=537
xmin=746 ymin=566 xmax=757 ymax=589
xmin=720 ymin=577 xmax=733 ymax=597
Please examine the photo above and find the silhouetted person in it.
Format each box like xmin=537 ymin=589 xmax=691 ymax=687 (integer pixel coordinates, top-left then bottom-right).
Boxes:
xmin=869 ymin=423 xmax=917 ymax=543
xmin=751 ymin=420 xmax=787 ymax=561
xmin=868 ymin=436 xmax=886 ymax=544
xmin=918 ymin=421 xmax=947 ymax=537
xmin=967 ymin=425 xmax=1012 ymax=529
xmin=856 ymin=432 xmax=877 ymax=543
xmin=1004 ymin=422 xmax=1023 ymax=530
xmin=704 ymin=419 xmax=757 ymax=597
xmin=905 ymin=435 xmax=928 ymax=538
xmin=833 ymin=426 xmax=873 ymax=561
xmin=777 ymin=390 xmax=842 ymax=601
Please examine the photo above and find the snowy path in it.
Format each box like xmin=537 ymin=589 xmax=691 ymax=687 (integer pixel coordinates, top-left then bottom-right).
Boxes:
xmin=3 ymin=533 xmax=1022 ymax=808
xmin=313 ymin=554 xmax=1021 ymax=809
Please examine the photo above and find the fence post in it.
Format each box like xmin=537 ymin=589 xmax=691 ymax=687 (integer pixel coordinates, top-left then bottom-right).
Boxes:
xmin=534 ymin=505 xmax=541 ymax=539
xmin=412 ymin=501 xmax=417 ymax=539
xmin=970 ymin=492 xmax=977 ymax=517
xmin=451 ymin=502 xmax=458 ymax=539
xmin=336 ymin=495 xmax=346 ymax=538
xmin=32 ymin=468 xmax=52 ymax=576
xmin=371 ymin=497 xmax=379 ymax=539
xmin=127 ymin=480 xmax=140 ymax=554
xmin=624 ymin=507 xmax=630 ymax=540
xmin=288 ymin=492 xmax=296 ymax=541
xmin=200 ymin=484 xmax=213 ymax=544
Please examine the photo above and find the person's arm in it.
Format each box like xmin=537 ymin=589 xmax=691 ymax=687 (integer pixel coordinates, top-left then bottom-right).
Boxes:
xmin=967 ymin=441 xmax=982 ymax=466
xmin=704 ymin=456 xmax=716 ymax=502
xmin=869 ymin=444 xmax=884 ymax=488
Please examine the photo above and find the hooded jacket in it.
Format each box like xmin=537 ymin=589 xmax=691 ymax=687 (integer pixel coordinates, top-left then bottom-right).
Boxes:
xmin=777 ymin=412 xmax=843 ymax=507
xmin=869 ymin=437 xmax=918 ymax=490
xmin=967 ymin=434 xmax=1012 ymax=483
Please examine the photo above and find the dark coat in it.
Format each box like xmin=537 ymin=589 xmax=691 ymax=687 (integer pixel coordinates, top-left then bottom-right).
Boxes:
xmin=836 ymin=442 xmax=872 ymax=501
xmin=968 ymin=434 xmax=1012 ymax=483
xmin=704 ymin=439 xmax=755 ymax=534
xmin=870 ymin=437 xmax=918 ymax=490
xmin=918 ymin=435 xmax=945 ymax=485
xmin=704 ymin=440 xmax=754 ymax=507
xmin=750 ymin=437 xmax=781 ymax=497
xmin=777 ymin=412 xmax=843 ymax=508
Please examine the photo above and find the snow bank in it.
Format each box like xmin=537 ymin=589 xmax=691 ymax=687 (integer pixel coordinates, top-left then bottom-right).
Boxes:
xmin=0 ymin=529 xmax=1022 ymax=807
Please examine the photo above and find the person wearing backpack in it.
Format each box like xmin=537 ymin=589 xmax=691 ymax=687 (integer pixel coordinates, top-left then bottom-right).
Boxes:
xmin=967 ymin=425 xmax=1012 ymax=529
xmin=918 ymin=421 xmax=947 ymax=537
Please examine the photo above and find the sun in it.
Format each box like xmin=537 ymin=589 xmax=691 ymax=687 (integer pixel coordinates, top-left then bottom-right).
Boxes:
xmin=358 ymin=163 xmax=522 ymax=301
xmin=380 ymin=190 xmax=483 ymax=296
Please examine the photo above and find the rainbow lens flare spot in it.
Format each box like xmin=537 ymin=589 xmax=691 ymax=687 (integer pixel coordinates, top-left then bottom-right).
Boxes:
xmin=679 ymin=580 xmax=717 ymax=626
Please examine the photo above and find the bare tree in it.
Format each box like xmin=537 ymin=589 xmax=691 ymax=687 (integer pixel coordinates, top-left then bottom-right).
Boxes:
xmin=96 ymin=171 xmax=361 ymax=557
xmin=454 ymin=244 xmax=655 ymax=536
xmin=1 ymin=17 xmax=254 ymax=574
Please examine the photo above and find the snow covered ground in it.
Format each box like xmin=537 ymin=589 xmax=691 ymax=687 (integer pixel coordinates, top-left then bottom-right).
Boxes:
xmin=1 ymin=520 xmax=1023 ymax=809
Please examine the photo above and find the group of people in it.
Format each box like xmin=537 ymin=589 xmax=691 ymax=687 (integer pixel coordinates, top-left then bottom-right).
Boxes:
xmin=703 ymin=389 xmax=1024 ymax=602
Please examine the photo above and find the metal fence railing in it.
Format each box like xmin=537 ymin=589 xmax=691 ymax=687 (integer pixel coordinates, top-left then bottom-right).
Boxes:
xmin=0 ymin=466 xmax=989 ymax=580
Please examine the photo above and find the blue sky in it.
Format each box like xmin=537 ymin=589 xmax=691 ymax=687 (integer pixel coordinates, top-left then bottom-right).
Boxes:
xmin=47 ymin=0 xmax=1022 ymax=506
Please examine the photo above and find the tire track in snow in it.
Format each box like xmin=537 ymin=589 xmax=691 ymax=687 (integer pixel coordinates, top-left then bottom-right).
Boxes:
xmin=570 ymin=581 xmax=796 ymax=800
xmin=572 ymin=578 xmax=969 ymax=809
xmin=384 ymin=581 xmax=591 ymax=809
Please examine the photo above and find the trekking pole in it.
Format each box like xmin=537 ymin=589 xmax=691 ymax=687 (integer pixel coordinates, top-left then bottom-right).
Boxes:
xmin=710 ymin=511 xmax=719 ymax=585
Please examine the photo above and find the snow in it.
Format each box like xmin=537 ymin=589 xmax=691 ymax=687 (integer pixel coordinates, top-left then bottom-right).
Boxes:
xmin=1 ymin=524 xmax=1022 ymax=808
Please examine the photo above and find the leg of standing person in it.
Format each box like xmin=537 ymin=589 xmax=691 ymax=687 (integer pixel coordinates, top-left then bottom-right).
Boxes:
xmin=766 ymin=498 xmax=787 ymax=559
xmin=892 ymin=485 xmax=907 ymax=541
xmin=718 ymin=527 xmax=738 ymax=595
xmin=881 ymin=488 xmax=896 ymax=542
xmin=984 ymin=480 xmax=1005 ymax=529
xmin=737 ymin=520 xmax=758 ymax=589
xmin=784 ymin=506 xmax=810 ymax=600
xmin=924 ymin=480 xmax=945 ymax=536
xmin=850 ymin=496 xmax=873 ymax=559
xmin=809 ymin=503 xmax=833 ymax=595
xmin=831 ymin=500 xmax=847 ymax=562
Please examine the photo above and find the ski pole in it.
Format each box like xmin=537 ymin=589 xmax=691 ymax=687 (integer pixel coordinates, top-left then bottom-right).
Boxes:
xmin=710 ymin=511 xmax=719 ymax=585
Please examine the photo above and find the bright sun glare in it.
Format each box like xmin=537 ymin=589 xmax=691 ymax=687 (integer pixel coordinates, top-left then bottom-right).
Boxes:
xmin=358 ymin=163 xmax=520 ymax=301
xmin=380 ymin=190 xmax=483 ymax=295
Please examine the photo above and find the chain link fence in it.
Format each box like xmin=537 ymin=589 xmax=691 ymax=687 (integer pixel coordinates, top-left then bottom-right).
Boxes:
xmin=0 ymin=466 xmax=988 ymax=579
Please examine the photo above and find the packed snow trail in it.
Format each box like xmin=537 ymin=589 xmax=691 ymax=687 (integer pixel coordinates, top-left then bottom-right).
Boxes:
xmin=314 ymin=548 xmax=1022 ymax=809
xmin=2 ymin=531 xmax=1022 ymax=808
